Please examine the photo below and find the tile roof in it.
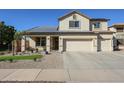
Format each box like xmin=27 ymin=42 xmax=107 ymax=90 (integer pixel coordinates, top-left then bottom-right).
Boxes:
xmin=24 ymin=26 xmax=58 ymax=32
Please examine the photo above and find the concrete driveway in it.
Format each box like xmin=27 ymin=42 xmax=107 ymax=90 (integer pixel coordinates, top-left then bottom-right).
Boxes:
xmin=63 ymin=51 xmax=124 ymax=82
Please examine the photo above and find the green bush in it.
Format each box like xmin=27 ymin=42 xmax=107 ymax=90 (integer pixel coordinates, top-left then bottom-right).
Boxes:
xmin=34 ymin=58 xmax=37 ymax=62
xmin=0 ymin=55 xmax=42 ymax=62
xmin=9 ymin=59 xmax=13 ymax=62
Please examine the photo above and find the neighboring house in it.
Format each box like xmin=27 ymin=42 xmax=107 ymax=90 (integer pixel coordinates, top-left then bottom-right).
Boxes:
xmin=22 ymin=10 xmax=115 ymax=52
xmin=109 ymin=24 xmax=124 ymax=50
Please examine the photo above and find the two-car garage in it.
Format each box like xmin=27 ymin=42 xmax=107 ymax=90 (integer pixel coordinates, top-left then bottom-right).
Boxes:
xmin=62 ymin=38 xmax=113 ymax=52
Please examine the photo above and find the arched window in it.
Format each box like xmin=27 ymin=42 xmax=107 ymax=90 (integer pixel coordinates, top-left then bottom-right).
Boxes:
xmin=73 ymin=14 xmax=77 ymax=20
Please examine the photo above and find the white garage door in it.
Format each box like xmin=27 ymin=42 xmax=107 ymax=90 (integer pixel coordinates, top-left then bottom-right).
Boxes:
xmin=65 ymin=40 xmax=93 ymax=52
xmin=101 ymin=39 xmax=112 ymax=51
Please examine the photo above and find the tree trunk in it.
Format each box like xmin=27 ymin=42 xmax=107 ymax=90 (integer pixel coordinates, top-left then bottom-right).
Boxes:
xmin=15 ymin=40 xmax=17 ymax=55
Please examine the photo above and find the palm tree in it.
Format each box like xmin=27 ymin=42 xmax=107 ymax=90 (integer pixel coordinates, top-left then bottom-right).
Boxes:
xmin=12 ymin=31 xmax=23 ymax=56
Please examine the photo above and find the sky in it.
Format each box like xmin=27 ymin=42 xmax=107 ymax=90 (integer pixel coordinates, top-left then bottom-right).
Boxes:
xmin=0 ymin=9 xmax=124 ymax=31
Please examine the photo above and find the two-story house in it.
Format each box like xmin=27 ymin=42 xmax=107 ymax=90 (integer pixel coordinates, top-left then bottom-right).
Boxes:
xmin=22 ymin=10 xmax=114 ymax=52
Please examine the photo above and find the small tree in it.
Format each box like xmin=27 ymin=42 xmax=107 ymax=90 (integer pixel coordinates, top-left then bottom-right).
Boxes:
xmin=13 ymin=31 xmax=23 ymax=55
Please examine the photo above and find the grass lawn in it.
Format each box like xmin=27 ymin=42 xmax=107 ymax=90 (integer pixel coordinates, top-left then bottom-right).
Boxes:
xmin=0 ymin=54 xmax=42 ymax=61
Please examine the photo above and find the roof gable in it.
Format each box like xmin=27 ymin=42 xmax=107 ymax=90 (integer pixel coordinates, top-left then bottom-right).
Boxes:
xmin=58 ymin=10 xmax=90 ymax=20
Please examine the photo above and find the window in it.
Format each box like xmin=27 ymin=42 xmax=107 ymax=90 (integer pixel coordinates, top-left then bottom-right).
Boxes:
xmin=36 ymin=37 xmax=40 ymax=46
xmin=94 ymin=22 xmax=100 ymax=28
xmin=69 ymin=21 xmax=80 ymax=28
xmin=36 ymin=37 xmax=46 ymax=46
xmin=41 ymin=37 xmax=46 ymax=46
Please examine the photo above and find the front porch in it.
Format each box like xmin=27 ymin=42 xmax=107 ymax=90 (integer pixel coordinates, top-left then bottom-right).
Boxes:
xmin=24 ymin=36 xmax=60 ymax=52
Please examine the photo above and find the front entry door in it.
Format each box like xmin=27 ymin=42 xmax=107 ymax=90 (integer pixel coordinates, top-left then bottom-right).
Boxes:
xmin=51 ymin=37 xmax=59 ymax=50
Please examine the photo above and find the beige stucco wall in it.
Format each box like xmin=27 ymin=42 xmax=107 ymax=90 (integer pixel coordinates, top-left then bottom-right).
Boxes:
xmin=21 ymin=37 xmax=36 ymax=52
xmin=91 ymin=21 xmax=108 ymax=31
xmin=46 ymin=36 xmax=50 ymax=52
xmin=59 ymin=13 xmax=90 ymax=31
xmin=59 ymin=35 xmax=97 ymax=39
xmin=100 ymin=34 xmax=113 ymax=39
xmin=28 ymin=37 xmax=36 ymax=49
xmin=101 ymin=22 xmax=108 ymax=31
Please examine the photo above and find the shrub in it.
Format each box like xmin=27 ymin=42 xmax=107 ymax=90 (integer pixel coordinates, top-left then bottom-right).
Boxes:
xmin=9 ymin=59 xmax=13 ymax=63
xmin=34 ymin=58 xmax=37 ymax=62
xmin=0 ymin=52 xmax=5 ymax=55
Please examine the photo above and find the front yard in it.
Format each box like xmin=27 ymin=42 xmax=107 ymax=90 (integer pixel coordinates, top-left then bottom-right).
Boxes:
xmin=0 ymin=52 xmax=63 ymax=69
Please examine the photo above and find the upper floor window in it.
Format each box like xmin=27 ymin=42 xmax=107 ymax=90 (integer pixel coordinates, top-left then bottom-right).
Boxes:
xmin=69 ymin=21 xmax=80 ymax=28
xmin=93 ymin=22 xmax=100 ymax=28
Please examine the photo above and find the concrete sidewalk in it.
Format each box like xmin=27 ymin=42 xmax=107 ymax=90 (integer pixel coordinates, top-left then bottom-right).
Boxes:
xmin=1 ymin=69 xmax=124 ymax=82
xmin=0 ymin=69 xmax=70 ymax=82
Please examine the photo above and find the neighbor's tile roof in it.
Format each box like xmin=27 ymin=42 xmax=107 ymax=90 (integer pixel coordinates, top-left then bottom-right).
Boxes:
xmin=109 ymin=23 xmax=124 ymax=28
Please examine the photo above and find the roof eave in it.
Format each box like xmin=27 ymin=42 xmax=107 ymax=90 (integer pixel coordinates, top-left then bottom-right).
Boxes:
xmin=23 ymin=31 xmax=115 ymax=36
xmin=90 ymin=19 xmax=110 ymax=21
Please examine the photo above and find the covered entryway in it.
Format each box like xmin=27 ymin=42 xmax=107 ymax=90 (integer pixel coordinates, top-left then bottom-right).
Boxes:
xmin=101 ymin=39 xmax=112 ymax=51
xmin=50 ymin=36 xmax=59 ymax=50
xmin=64 ymin=39 xmax=93 ymax=52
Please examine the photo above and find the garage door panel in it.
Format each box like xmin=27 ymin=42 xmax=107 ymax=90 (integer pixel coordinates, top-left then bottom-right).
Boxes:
xmin=101 ymin=39 xmax=112 ymax=51
xmin=65 ymin=40 xmax=93 ymax=52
